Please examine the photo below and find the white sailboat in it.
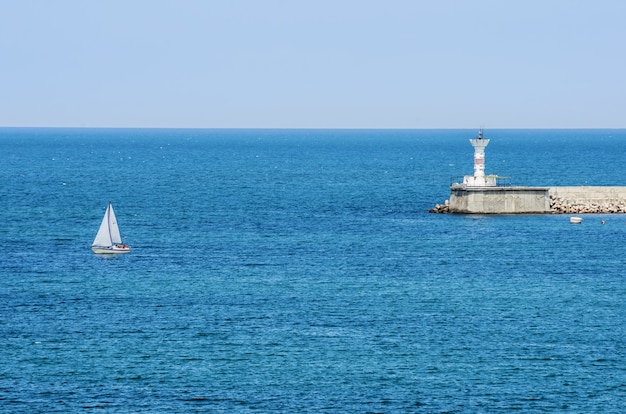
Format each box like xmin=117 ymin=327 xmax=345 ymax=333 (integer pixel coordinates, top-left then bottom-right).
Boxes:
xmin=91 ymin=202 xmax=131 ymax=254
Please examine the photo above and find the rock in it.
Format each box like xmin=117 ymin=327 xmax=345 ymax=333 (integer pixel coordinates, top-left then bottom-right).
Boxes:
xmin=429 ymin=203 xmax=450 ymax=214
xmin=549 ymin=195 xmax=626 ymax=214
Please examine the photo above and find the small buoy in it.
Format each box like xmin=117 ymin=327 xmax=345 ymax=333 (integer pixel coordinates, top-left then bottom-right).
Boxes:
xmin=601 ymin=220 xmax=606 ymax=225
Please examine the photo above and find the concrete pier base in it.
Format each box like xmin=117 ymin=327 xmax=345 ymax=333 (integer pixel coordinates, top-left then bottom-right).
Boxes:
xmin=448 ymin=185 xmax=550 ymax=214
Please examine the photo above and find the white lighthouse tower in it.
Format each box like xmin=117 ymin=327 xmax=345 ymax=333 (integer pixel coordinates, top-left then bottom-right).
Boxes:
xmin=463 ymin=129 xmax=496 ymax=187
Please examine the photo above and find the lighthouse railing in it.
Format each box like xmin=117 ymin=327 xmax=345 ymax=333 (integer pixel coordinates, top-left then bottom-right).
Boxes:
xmin=450 ymin=175 xmax=512 ymax=187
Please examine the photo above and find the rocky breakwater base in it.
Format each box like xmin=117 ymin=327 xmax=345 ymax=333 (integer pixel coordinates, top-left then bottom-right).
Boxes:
xmin=550 ymin=197 xmax=626 ymax=213
xmin=429 ymin=201 xmax=450 ymax=213
xmin=549 ymin=186 xmax=626 ymax=214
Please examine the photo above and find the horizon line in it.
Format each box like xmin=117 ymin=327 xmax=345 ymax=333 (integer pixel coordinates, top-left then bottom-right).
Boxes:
xmin=1 ymin=126 xmax=625 ymax=130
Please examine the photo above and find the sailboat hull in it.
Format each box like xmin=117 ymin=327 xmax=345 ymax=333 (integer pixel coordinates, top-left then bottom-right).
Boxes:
xmin=91 ymin=245 xmax=131 ymax=254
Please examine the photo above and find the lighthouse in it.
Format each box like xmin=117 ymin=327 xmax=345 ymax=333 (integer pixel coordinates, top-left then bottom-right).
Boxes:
xmin=463 ymin=129 xmax=497 ymax=187
xmin=438 ymin=129 xmax=552 ymax=214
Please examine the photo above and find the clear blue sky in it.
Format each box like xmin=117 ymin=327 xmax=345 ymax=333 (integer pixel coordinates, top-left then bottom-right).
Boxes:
xmin=1 ymin=0 xmax=624 ymax=128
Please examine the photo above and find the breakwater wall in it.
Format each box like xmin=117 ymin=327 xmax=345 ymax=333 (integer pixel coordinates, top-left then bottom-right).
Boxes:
xmin=430 ymin=186 xmax=626 ymax=214
xmin=549 ymin=186 xmax=626 ymax=213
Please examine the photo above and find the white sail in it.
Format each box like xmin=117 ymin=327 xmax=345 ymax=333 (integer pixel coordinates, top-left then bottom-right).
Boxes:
xmin=92 ymin=204 xmax=113 ymax=247
xmin=92 ymin=203 xmax=124 ymax=246
xmin=107 ymin=203 xmax=123 ymax=244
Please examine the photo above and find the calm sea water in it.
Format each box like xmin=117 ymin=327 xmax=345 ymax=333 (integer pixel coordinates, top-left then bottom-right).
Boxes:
xmin=1 ymin=128 xmax=626 ymax=413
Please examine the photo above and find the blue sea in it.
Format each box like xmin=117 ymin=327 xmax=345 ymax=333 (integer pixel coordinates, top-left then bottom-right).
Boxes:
xmin=1 ymin=128 xmax=626 ymax=413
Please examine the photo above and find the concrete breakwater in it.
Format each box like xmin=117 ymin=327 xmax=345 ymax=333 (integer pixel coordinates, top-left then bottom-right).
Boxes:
xmin=430 ymin=186 xmax=626 ymax=214
xmin=549 ymin=186 xmax=626 ymax=214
